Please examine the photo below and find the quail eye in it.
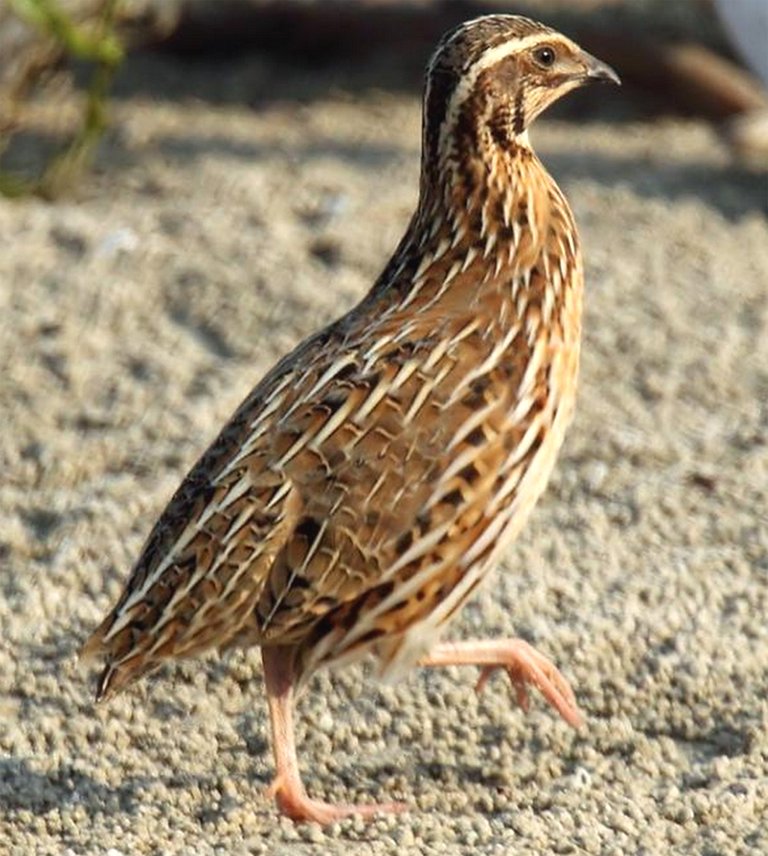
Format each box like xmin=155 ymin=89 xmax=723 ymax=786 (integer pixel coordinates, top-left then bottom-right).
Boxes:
xmin=533 ymin=46 xmax=556 ymax=68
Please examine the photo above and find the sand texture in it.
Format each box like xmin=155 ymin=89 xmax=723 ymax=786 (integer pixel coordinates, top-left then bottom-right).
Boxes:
xmin=1 ymin=39 xmax=768 ymax=856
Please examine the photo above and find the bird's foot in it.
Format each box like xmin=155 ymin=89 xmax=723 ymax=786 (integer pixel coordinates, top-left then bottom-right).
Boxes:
xmin=472 ymin=639 xmax=582 ymax=728
xmin=421 ymin=638 xmax=582 ymax=727
xmin=267 ymin=775 xmax=407 ymax=825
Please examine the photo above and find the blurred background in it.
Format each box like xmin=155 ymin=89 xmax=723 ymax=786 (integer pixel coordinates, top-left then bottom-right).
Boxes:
xmin=2 ymin=0 xmax=768 ymax=196
xmin=1 ymin=2 xmax=767 ymax=854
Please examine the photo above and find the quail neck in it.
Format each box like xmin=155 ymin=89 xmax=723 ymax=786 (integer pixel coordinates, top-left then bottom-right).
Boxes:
xmin=372 ymin=15 xmax=615 ymax=347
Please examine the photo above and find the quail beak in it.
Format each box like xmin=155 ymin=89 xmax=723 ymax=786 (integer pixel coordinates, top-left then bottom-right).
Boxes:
xmin=580 ymin=50 xmax=621 ymax=86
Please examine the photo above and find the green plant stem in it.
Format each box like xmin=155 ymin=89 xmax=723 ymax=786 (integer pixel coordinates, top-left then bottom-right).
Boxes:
xmin=0 ymin=0 xmax=124 ymax=199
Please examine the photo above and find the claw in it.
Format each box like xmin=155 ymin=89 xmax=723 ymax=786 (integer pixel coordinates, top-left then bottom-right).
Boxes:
xmin=475 ymin=664 xmax=532 ymax=711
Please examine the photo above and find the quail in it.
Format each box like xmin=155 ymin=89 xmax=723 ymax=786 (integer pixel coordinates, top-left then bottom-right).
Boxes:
xmin=81 ymin=15 xmax=620 ymax=824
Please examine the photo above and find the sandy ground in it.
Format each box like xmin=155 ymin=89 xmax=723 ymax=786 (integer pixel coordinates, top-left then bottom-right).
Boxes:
xmin=1 ymin=36 xmax=768 ymax=856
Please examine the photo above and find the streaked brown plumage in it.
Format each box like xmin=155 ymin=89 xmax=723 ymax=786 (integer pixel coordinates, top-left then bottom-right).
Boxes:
xmin=81 ymin=15 xmax=619 ymax=823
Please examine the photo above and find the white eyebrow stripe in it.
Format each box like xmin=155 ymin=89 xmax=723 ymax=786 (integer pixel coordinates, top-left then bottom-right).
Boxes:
xmin=470 ymin=33 xmax=560 ymax=73
xmin=437 ymin=32 xmax=565 ymax=161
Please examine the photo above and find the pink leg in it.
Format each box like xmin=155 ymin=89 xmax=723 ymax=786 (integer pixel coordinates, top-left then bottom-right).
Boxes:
xmin=419 ymin=639 xmax=582 ymax=728
xmin=261 ymin=646 xmax=406 ymax=824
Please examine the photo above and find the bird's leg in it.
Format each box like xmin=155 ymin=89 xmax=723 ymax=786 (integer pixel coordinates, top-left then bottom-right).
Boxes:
xmin=419 ymin=639 xmax=582 ymax=728
xmin=261 ymin=646 xmax=406 ymax=824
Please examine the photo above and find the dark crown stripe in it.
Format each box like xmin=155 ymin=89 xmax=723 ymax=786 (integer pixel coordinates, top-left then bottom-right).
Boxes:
xmin=422 ymin=15 xmax=555 ymax=166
